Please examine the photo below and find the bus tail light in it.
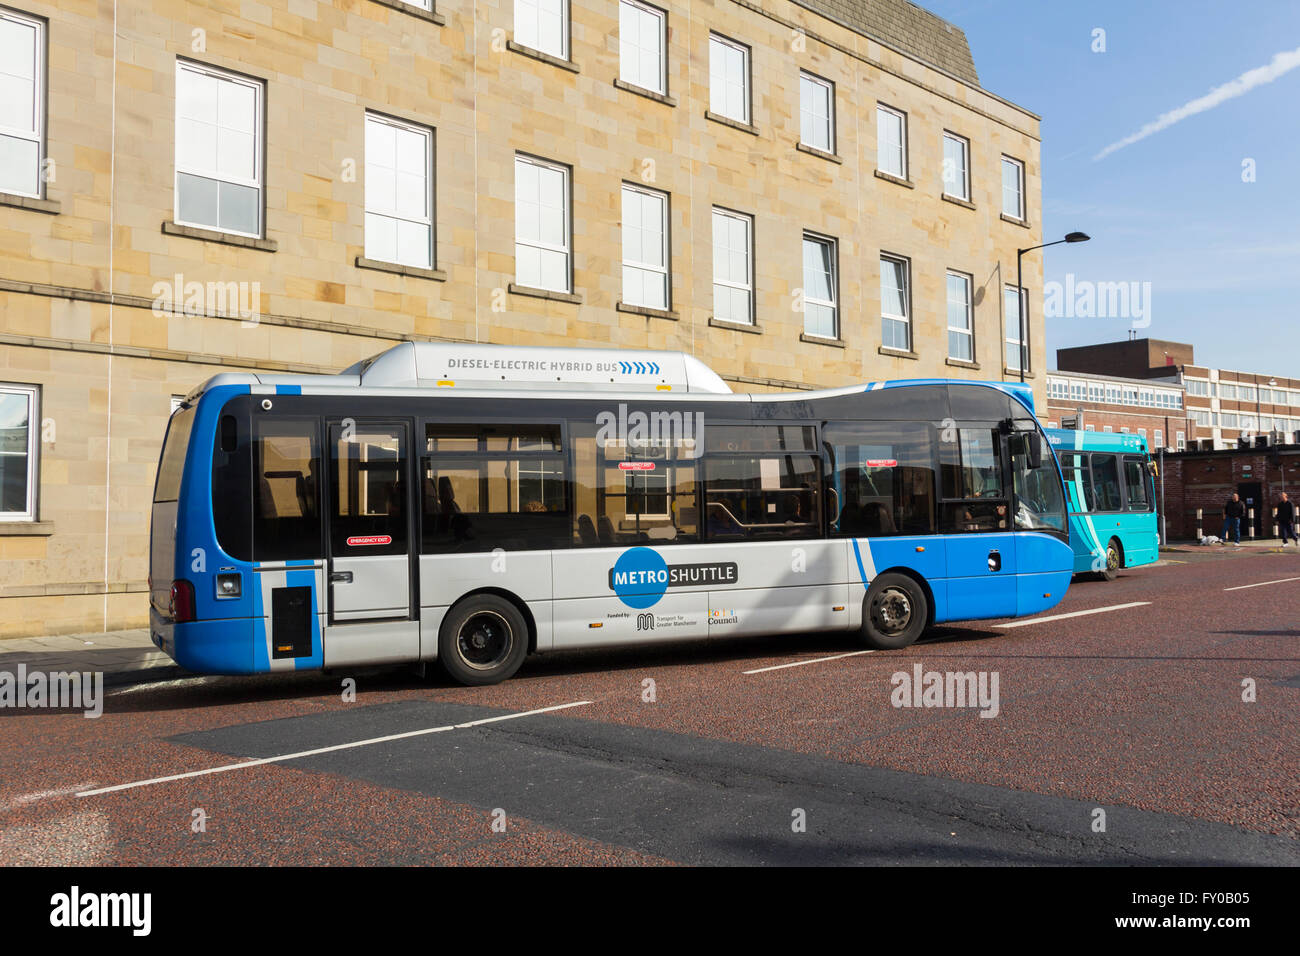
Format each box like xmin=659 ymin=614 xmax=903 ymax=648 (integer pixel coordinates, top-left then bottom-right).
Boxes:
xmin=170 ymin=579 xmax=196 ymax=623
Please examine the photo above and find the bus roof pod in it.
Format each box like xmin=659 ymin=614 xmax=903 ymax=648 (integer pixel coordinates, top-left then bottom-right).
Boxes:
xmin=342 ymin=342 xmax=734 ymax=394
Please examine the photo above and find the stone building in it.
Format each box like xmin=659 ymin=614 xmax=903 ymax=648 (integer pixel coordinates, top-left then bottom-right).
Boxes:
xmin=0 ymin=0 xmax=1043 ymax=636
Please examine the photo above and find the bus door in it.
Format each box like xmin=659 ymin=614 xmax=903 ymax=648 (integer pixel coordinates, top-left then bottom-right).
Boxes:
xmin=941 ymin=424 xmax=1018 ymax=620
xmin=322 ymin=419 xmax=419 ymax=665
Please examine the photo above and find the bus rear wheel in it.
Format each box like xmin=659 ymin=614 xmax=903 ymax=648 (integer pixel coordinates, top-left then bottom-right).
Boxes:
xmin=860 ymin=573 xmax=928 ymax=650
xmin=439 ymin=595 xmax=529 ymax=686
xmin=1096 ymin=538 xmax=1121 ymax=581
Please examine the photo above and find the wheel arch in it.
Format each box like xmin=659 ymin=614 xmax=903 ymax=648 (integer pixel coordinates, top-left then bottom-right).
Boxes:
xmin=867 ymin=566 xmax=937 ymax=629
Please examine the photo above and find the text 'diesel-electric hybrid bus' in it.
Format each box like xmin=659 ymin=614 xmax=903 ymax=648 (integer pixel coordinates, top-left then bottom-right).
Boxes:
xmin=149 ymin=343 xmax=1074 ymax=685
xmin=1045 ymin=428 xmax=1160 ymax=580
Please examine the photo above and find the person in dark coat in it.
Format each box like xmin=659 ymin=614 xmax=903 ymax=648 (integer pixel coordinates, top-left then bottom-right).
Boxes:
xmin=1221 ymin=493 xmax=1245 ymax=545
xmin=1277 ymin=492 xmax=1298 ymax=546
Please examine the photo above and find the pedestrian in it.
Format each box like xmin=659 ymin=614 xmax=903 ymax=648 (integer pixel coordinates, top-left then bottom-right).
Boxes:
xmin=1221 ymin=493 xmax=1245 ymax=546
xmin=1278 ymin=492 xmax=1299 ymax=547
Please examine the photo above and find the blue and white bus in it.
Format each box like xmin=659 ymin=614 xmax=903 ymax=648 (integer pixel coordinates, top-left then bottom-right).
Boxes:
xmin=149 ymin=343 xmax=1074 ymax=685
xmin=1045 ymin=428 xmax=1160 ymax=580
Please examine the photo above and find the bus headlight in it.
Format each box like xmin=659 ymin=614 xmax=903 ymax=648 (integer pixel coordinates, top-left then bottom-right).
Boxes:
xmin=215 ymin=573 xmax=242 ymax=599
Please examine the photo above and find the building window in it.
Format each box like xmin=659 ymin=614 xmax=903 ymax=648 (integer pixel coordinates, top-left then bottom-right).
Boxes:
xmin=1186 ymin=379 xmax=1209 ymax=397
xmin=799 ymin=72 xmax=834 ymax=153
xmin=619 ymin=0 xmax=666 ymax=95
xmin=942 ymin=131 xmax=969 ymax=201
xmin=1222 ymin=412 xmax=1238 ymax=428
xmin=946 ymin=271 xmax=973 ymax=361
xmin=1103 ymin=426 xmax=1112 ymax=433
xmin=621 ymin=183 xmax=669 ymax=310
xmin=0 ymin=9 xmax=43 ymax=199
xmin=1138 ymin=428 xmax=1147 ymax=439
xmin=174 ymin=60 xmax=264 ymax=238
xmin=0 ymin=384 xmax=38 ymax=520
xmin=1176 ymin=431 xmax=1185 ymax=450
xmin=1089 ymin=384 xmax=1104 ymax=402
xmin=876 ymin=104 xmax=906 ymax=178
xmin=1070 ymin=383 xmax=1086 ymax=402
xmin=364 ymin=113 xmax=433 ymax=270
xmin=802 ymin=233 xmax=837 ymax=339
xmin=709 ymin=34 xmax=749 ymax=124
xmin=514 ymin=154 xmax=570 ymax=293
xmin=1154 ymin=429 xmax=1163 ymax=448
xmin=1001 ymin=156 xmax=1024 ymax=220
xmin=1219 ymin=382 xmax=1237 ymax=400
xmin=1085 ymin=424 xmax=1095 ymax=432
xmin=1004 ymin=285 xmax=1026 ymax=371
xmin=515 ymin=0 xmax=568 ymax=60
xmin=880 ymin=255 xmax=910 ymax=351
xmin=712 ymin=207 xmax=753 ymax=325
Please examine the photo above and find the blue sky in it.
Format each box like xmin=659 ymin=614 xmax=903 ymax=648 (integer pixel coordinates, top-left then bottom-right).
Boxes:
xmin=923 ymin=0 xmax=1300 ymax=374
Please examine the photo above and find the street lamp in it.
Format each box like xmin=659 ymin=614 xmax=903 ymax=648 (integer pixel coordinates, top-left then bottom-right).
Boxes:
xmin=1016 ymin=232 xmax=1090 ymax=384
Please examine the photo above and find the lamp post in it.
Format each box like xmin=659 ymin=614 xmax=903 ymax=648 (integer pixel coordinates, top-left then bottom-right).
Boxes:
xmin=1016 ymin=232 xmax=1090 ymax=384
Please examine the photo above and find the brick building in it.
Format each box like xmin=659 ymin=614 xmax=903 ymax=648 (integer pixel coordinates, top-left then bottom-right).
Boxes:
xmin=1045 ymin=368 xmax=1190 ymax=451
xmin=1057 ymin=338 xmax=1300 ymax=450
xmin=1161 ymin=447 xmax=1300 ymax=541
xmin=0 ymin=0 xmax=1046 ymax=636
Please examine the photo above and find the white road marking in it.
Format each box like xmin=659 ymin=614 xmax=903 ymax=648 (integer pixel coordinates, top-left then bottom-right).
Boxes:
xmin=744 ymin=650 xmax=876 ymax=675
xmin=992 ymin=602 xmax=1151 ymax=629
xmin=76 ymin=700 xmax=593 ymax=798
xmin=1223 ymin=576 xmax=1300 ymax=592
xmin=1 ymin=784 xmax=99 ymax=812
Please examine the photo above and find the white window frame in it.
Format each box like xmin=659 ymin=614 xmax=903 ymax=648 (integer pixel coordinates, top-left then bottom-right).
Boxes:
xmin=174 ymin=59 xmax=265 ymax=239
xmin=364 ymin=111 xmax=434 ymax=270
xmin=799 ymin=71 xmax=834 ymax=154
xmin=618 ymin=0 xmax=666 ymax=95
xmin=1176 ymin=431 xmax=1185 ymax=450
xmin=0 ymin=383 xmax=39 ymax=522
xmin=0 ymin=8 xmax=44 ymax=199
xmin=1004 ymin=284 xmax=1027 ymax=372
xmin=711 ymin=207 xmax=753 ymax=326
xmin=1001 ymin=155 xmax=1024 ymax=220
xmin=942 ymin=131 xmax=970 ymax=201
xmin=626 ymin=469 xmax=669 ymax=518
xmin=945 ymin=270 xmax=973 ymax=362
xmin=801 ymin=232 xmax=838 ymax=339
xmin=514 ymin=154 xmax=571 ymax=294
xmin=1085 ymin=424 xmax=1096 ymax=432
xmin=708 ymin=33 xmax=750 ymax=125
xmin=514 ymin=0 xmax=569 ymax=61
xmin=880 ymin=254 xmax=911 ymax=352
xmin=621 ymin=182 xmax=670 ymax=311
xmin=876 ymin=104 xmax=907 ymax=179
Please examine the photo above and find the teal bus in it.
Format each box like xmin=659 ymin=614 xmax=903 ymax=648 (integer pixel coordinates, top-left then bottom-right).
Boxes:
xmin=1045 ymin=428 xmax=1159 ymax=581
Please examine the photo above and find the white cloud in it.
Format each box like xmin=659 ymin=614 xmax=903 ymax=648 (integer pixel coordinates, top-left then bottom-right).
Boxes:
xmin=1094 ymin=46 xmax=1300 ymax=160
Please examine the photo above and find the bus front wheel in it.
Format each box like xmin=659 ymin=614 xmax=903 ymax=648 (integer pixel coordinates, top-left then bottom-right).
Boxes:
xmin=860 ymin=573 xmax=928 ymax=650
xmin=1096 ymin=538 xmax=1121 ymax=581
xmin=439 ymin=595 xmax=529 ymax=686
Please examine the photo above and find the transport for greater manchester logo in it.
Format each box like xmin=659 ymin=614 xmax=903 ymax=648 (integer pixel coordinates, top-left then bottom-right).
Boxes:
xmin=608 ymin=547 xmax=738 ymax=609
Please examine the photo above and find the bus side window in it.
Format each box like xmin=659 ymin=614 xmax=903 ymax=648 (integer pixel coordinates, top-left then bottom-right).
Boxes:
xmin=938 ymin=426 xmax=1009 ymax=533
xmin=824 ymin=421 xmax=937 ymax=537
xmin=252 ymin=419 xmax=323 ymax=560
xmin=420 ymin=423 xmax=569 ymax=553
xmin=1089 ymin=454 xmax=1122 ymax=512
xmin=1122 ymin=456 xmax=1151 ymax=511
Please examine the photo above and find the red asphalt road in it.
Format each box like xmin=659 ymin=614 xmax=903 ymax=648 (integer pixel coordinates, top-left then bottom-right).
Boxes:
xmin=1 ymin=549 xmax=1296 ymax=864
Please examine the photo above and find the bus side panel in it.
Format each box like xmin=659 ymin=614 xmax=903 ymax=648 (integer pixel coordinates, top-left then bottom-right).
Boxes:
xmin=1015 ymin=533 xmax=1073 ymax=616
xmin=1070 ymin=512 xmax=1106 ymax=574
xmin=853 ymin=537 xmax=949 ymax=624
xmin=703 ymin=539 xmax=849 ymax=638
xmin=419 ymin=550 xmax=553 ymax=652
xmin=551 ymin=544 xmax=708 ymax=649
xmin=251 ymin=563 xmax=324 ymax=671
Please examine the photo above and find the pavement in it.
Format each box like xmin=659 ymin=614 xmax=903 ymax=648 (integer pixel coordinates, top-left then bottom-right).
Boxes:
xmin=0 ymin=546 xmax=1295 ymax=866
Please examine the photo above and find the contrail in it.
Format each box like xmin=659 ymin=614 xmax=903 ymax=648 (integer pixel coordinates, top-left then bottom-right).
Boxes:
xmin=1094 ymin=45 xmax=1300 ymax=160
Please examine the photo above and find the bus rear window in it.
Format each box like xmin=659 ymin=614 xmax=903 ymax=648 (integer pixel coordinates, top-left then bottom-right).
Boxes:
xmin=154 ymin=406 xmax=196 ymax=503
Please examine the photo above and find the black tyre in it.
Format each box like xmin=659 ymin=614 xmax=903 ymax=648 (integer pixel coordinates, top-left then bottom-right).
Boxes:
xmin=1096 ymin=538 xmax=1121 ymax=581
xmin=860 ymin=572 xmax=928 ymax=650
xmin=438 ymin=594 xmax=529 ymax=686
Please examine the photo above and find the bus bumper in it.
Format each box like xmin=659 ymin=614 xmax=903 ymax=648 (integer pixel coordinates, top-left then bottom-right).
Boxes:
xmin=151 ymin=606 xmax=260 ymax=674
